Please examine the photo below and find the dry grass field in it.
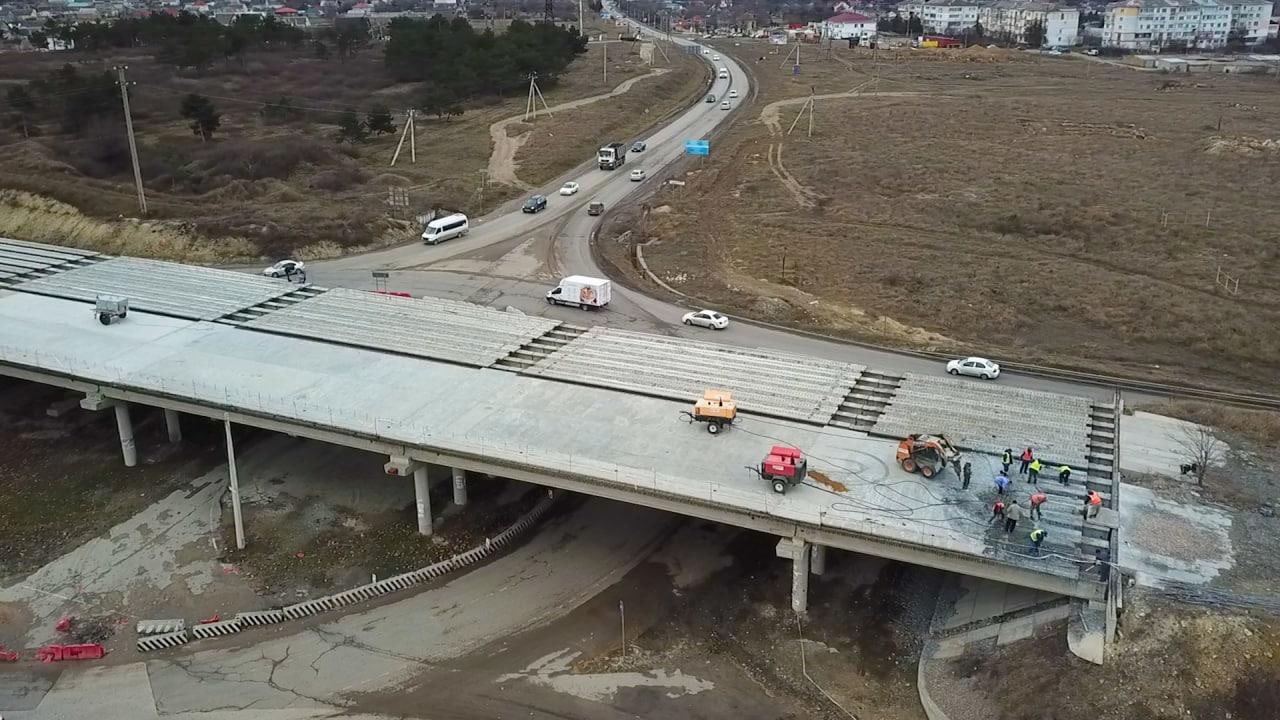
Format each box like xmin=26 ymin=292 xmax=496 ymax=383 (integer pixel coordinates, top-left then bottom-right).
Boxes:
xmin=0 ymin=17 xmax=703 ymax=261
xmin=609 ymin=40 xmax=1280 ymax=392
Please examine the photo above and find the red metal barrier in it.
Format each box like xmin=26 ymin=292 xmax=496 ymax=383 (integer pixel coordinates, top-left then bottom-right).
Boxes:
xmin=372 ymin=290 xmax=412 ymax=298
xmin=0 ymin=646 xmax=18 ymax=662
xmin=36 ymin=643 xmax=105 ymax=663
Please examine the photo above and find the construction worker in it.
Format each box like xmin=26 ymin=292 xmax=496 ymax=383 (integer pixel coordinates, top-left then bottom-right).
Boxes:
xmin=1029 ymin=527 xmax=1047 ymax=556
xmin=1085 ymin=490 xmax=1103 ymax=519
xmin=962 ymin=461 xmax=972 ymax=490
xmin=1001 ymin=448 xmax=1013 ymax=474
xmin=1019 ymin=447 xmax=1034 ymax=476
xmin=991 ymin=499 xmax=1007 ymax=522
xmin=1004 ymin=500 xmax=1023 ymax=534
xmin=1058 ymin=464 xmax=1072 ymax=486
xmin=1028 ymin=458 xmax=1042 ymax=484
xmin=1029 ymin=490 xmax=1047 ymax=520
xmin=994 ymin=471 xmax=1010 ymax=495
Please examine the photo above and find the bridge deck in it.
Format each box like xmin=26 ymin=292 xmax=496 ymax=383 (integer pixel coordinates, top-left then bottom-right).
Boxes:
xmin=0 ymin=290 xmax=1089 ymax=592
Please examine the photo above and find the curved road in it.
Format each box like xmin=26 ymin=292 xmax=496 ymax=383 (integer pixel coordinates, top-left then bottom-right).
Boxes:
xmin=309 ymin=9 xmax=1113 ymax=402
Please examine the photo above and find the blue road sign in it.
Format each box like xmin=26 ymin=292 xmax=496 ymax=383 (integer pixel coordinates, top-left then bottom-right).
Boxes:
xmin=684 ymin=140 xmax=710 ymax=156
xmin=793 ymin=64 xmax=801 ymax=76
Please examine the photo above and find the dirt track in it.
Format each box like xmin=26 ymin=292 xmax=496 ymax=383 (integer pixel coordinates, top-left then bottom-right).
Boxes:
xmin=488 ymin=68 xmax=670 ymax=189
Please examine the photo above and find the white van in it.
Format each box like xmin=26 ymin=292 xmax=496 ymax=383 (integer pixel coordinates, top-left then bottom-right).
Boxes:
xmin=546 ymin=275 xmax=611 ymax=309
xmin=717 ymin=68 xmax=728 ymax=79
xmin=421 ymin=213 xmax=469 ymax=244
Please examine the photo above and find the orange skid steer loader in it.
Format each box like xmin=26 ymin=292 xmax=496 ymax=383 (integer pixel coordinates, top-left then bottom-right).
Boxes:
xmin=896 ymin=434 xmax=961 ymax=479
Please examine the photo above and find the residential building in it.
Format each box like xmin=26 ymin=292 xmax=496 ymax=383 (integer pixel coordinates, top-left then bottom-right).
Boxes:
xmin=1102 ymin=0 xmax=1273 ymax=50
xmin=1227 ymin=1 xmax=1273 ymax=43
xmin=821 ymin=11 xmax=876 ymax=43
xmin=978 ymin=1 xmax=1081 ymax=46
xmin=900 ymin=0 xmax=981 ymax=34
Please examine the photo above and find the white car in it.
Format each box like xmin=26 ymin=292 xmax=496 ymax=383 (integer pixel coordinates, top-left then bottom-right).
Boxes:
xmin=713 ymin=54 xmax=721 ymax=61
xmin=946 ymin=356 xmax=1001 ymax=380
xmin=559 ymin=181 xmax=580 ymax=196
xmin=263 ymin=259 xmax=304 ymax=278
xmin=629 ymin=168 xmax=646 ymax=182
xmin=682 ymin=309 xmax=729 ymax=330
xmin=720 ymin=101 xmax=731 ymax=110
xmin=729 ymin=89 xmax=738 ymax=98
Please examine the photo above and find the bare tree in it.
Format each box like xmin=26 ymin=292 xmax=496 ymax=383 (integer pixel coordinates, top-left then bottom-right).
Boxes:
xmin=1175 ymin=423 xmax=1224 ymax=486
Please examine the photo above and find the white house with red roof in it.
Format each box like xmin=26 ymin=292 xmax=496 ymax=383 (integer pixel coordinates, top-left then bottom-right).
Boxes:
xmin=822 ymin=11 xmax=877 ymax=42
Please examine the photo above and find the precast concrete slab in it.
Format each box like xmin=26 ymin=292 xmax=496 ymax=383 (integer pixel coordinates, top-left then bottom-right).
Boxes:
xmin=13 ymin=257 xmax=300 ymax=321
xmin=0 ymin=291 xmax=1088 ymax=595
xmin=240 ymin=287 xmax=561 ymax=368
xmin=871 ymin=373 xmax=1093 ymax=467
xmin=522 ymin=326 xmax=863 ymax=423
xmin=0 ymin=237 xmax=99 ymax=283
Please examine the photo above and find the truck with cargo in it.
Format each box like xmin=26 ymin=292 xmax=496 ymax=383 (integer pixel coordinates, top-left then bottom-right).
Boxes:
xmin=598 ymin=142 xmax=627 ymax=170
xmin=546 ymin=276 xmax=612 ymax=309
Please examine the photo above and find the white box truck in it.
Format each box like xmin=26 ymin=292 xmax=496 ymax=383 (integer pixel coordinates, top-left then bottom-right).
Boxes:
xmin=546 ymin=276 xmax=612 ymax=309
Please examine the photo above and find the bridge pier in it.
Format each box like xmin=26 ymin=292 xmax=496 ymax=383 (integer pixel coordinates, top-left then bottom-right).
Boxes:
xmin=810 ymin=544 xmax=827 ymax=576
xmin=164 ymin=409 xmax=182 ymax=443
xmin=776 ymin=537 xmax=811 ymax=616
xmin=385 ymin=456 xmax=433 ymax=536
xmin=113 ymin=403 xmax=137 ymax=468
xmin=452 ymin=468 xmax=468 ymax=506
xmin=414 ymin=467 xmax=433 ymax=536
xmin=224 ymin=418 xmax=245 ymax=550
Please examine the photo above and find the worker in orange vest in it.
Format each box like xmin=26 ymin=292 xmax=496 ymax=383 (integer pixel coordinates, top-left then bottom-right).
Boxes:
xmin=1019 ymin=447 xmax=1034 ymax=476
xmin=1029 ymin=490 xmax=1048 ymax=520
xmin=991 ymin=499 xmax=1007 ymax=523
xmin=1085 ymin=490 xmax=1103 ymax=519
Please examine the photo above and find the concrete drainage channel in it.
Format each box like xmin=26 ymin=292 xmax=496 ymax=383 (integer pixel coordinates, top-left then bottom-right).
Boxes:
xmin=136 ymin=490 xmax=560 ymax=653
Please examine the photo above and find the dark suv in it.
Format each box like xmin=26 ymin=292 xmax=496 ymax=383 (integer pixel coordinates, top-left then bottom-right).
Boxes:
xmin=522 ymin=195 xmax=548 ymax=213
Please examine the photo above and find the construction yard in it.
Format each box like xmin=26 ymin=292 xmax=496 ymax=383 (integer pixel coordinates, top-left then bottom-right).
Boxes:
xmin=600 ymin=40 xmax=1280 ymax=393
xmin=0 ymin=16 xmax=703 ymax=262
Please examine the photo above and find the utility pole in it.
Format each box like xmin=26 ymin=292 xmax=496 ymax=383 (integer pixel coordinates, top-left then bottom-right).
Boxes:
xmin=579 ymin=0 xmax=583 ymax=34
xmin=390 ymin=109 xmax=416 ymax=166
xmin=114 ymin=66 xmax=147 ymax=216
xmin=604 ymin=40 xmax=608 ymax=83
xmin=476 ymin=169 xmax=489 ymax=214
xmin=525 ymin=73 xmax=552 ymax=121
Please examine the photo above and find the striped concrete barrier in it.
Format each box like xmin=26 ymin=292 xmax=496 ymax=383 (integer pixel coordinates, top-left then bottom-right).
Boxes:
xmin=235 ymin=609 xmax=286 ymax=627
xmin=190 ymin=619 xmax=243 ymax=640
xmin=137 ymin=630 xmax=189 ymax=653
xmin=136 ymin=619 xmax=185 ymax=636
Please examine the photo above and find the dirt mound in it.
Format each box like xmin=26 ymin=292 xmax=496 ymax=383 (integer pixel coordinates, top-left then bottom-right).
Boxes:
xmin=1204 ymin=135 xmax=1280 ymax=157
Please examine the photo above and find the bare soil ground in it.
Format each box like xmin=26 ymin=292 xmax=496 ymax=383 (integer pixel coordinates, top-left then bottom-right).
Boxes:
xmin=0 ymin=379 xmax=223 ymax=580
xmin=597 ymin=532 xmax=937 ymax=720
xmin=927 ymin=590 xmax=1280 ymax=720
xmin=600 ymin=40 xmax=1280 ymax=393
xmin=0 ymin=17 xmax=701 ymax=261
xmin=218 ymin=471 xmax=543 ymax=603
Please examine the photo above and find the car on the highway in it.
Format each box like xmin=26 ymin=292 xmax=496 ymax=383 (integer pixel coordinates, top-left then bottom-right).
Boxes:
xmin=559 ymin=181 xmax=580 ymax=196
xmin=522 ymin=195 xmax=548 ymax=213
xmin=713 ymin=54 xmax=721 ymax=61
xmin=263 ymin=259 xmax=304 ymax=278
xmin=946 ymin=356 xmax=1001 ymax=380
xmin=705 ymin=94 xmax=716 ymax=103
xmin=629 ymin=168 xmax=646 ymax=182
xmin=682 ymin=309 xmax=729 ymax=330
xmin=631 ymin=140 xmax=646 ymax=153
xmin=588 ymin=200 xmax=605 ymax=216
xmin=720 ymin=101 xmax=731 ymax=110
xmin=729 ymin=89 xmax=738 ymax=98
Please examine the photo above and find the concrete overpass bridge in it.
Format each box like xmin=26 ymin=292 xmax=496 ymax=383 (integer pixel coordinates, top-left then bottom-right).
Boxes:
xmin=0 ymin=238 xmax=1121 ymax=612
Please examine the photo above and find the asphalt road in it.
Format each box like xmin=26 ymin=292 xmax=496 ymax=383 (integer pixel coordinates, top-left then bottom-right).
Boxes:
xmin=304 ymin=13 xmax=1113 ymax=403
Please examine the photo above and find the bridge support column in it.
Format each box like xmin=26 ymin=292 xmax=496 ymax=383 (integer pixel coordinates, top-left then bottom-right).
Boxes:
xmin=224 ymin=418 xmax=245 ymax=550
xmin=384 ymin=456 xmax=432 ymax=536
xmin=164 ymin=409 xmax=182 ymax=443
xmin=776 ymin=537 xmax=810 ymax=616
xmin=414 ymin=467 xmax=433 ymax=536
xmin=113 ymin=403 xmax=137 ymax=468
xmin=810 ymin=544 xmax=827 ymax=576
xmin=452 ymin=468 xmax=468 ymax=507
